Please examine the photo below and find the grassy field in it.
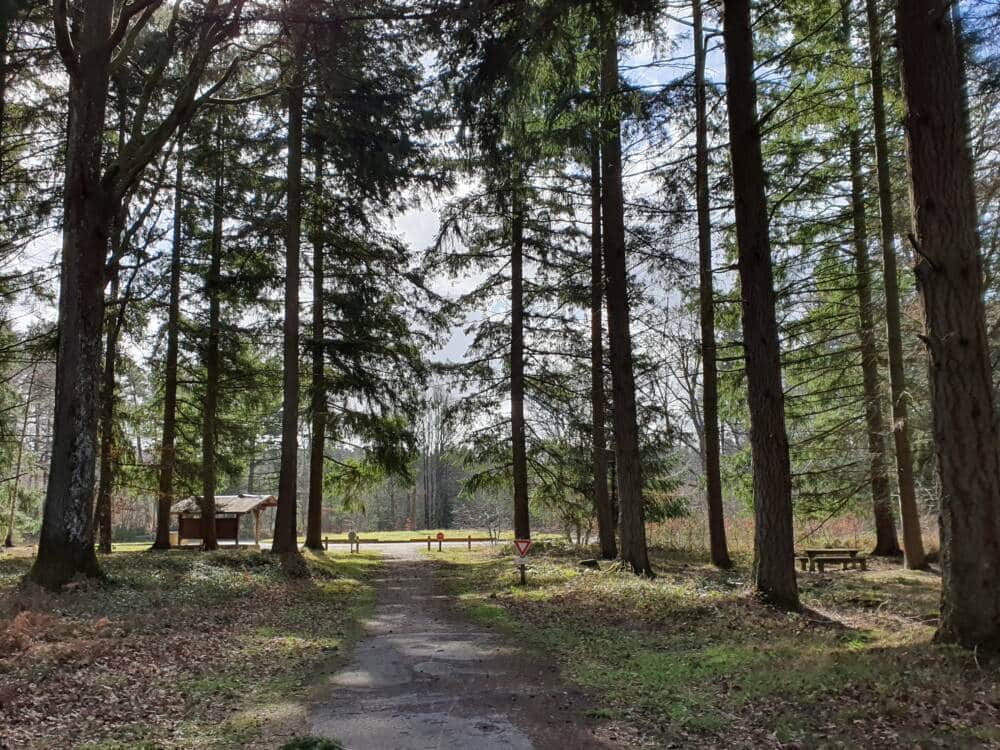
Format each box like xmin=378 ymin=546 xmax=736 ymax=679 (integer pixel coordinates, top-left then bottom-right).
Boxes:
xmin=432 ymin=544 xmax=1000 ymax=749
xmin=0 ymin=548 xmax=380 ymax=750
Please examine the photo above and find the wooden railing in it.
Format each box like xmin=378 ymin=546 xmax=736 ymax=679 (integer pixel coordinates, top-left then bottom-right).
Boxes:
xmin=322 ymin=535 xmax=495 ymax=553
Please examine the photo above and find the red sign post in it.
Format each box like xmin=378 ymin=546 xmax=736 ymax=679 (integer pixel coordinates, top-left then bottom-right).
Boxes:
xmin=437 ymin=531 xmax=445 ymax=551
xmin=513 ymin=539 xmax=532 ymax=584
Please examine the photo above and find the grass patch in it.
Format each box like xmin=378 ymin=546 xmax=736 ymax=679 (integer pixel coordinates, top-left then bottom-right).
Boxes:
xmin=0 ymin=547 xmax=380 ymax=750
xmin=434 ymin=546 xmax=1000 ymax=749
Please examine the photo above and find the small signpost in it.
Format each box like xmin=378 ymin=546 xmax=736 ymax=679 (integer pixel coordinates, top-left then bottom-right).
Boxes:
xmin=437 ymin=531 xmax=445 ymax=552
xmin=348 ymin=530 xmax=358 ymax=553
xmin=513 ymin=539 xmax=532 ymax=585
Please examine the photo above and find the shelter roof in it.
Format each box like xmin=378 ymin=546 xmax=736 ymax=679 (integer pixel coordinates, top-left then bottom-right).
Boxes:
xmin=172 ymin=494 xmax=277 ymax=515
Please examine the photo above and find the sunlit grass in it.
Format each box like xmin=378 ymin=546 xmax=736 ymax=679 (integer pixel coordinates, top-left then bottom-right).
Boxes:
xmin=434 ymin=546 xmax=999 ymax=748
xmin=0 ymin=547 xmax=381 ymax=749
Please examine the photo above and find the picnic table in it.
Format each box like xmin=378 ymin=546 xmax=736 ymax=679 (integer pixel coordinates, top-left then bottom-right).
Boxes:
xmin=797 ymin=547 xmax=867 ymax=572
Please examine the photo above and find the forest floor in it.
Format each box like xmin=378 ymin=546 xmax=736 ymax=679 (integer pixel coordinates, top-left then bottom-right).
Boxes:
xmin=434 ymin=544 xmax=1000 ymax=749
xmin=0 ymin=547 xmax=380 ymax=750
xmin=4 ymin=541 xmax=1000 ymax=749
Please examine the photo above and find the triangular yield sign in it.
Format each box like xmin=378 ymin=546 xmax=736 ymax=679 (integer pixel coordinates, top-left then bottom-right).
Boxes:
xmin=513 ymin=539 xmax=533 ymax=557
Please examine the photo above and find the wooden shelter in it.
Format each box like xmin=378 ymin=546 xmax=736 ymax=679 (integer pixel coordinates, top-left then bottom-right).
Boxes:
xmin=172 ymin=494 xmax=277 ymax=547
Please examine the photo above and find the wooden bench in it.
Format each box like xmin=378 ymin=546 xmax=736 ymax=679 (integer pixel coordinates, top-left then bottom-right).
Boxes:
xmin=797 ymin=548 xmax=867 ymax=572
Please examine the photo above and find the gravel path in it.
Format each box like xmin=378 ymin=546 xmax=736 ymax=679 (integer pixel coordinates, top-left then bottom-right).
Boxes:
xmin=309 ymin=543 xmax=615 ymax=750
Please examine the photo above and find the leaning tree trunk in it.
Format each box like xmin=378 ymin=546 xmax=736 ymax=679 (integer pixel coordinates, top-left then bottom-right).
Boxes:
xmin=599 ymin=7 xmax=652 ymax=577
xmin=273 ymin=45 xmax=306 ymax=572
xmin=4 ymin=363 xmax=36 ymax=547
xmin=864 ymin=0 xmax=926 ymax=569
xmin=896 ymin=0 xmax=1000 ymax=650
xmin=200 ymin=117 xmax=225 ymax=553
xmin=29 ymin=3 xmax=116 ymax=589
xmin=306 ymin=148 xmax=325 ymax=551
xmin=153 ymin=133 xmax=185 ymax=550
xmin=590 ymin=141 xmax=616 ymax=560
xmin=511 ymin=172 xmax=531 ymax=541
xmin=721 ymin=0 xmax=798 ymax=608
xmin=694 ymin=0 xmax=732 ymax=570
xmin=841 ymin=0 xmax=900 ymax=557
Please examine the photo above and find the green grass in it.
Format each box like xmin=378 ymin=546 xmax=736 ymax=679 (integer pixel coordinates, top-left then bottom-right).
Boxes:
xmin=1 ymin=547 xmax=380 ymax=750
xmin=433 ymin=546 xmax=1000 ymax=749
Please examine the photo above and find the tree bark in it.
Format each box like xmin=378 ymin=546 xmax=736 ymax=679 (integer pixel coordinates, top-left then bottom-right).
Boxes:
xmin=153 ymin=133 xmax=185 ymax=550
xmin=841 ymin=0 xmax=900 ymax=558
xmin=721 ymin=0 xmax=798 ymax=607
xmin=95 ymin=268 xmax=120 ymax=555
xmin=306 ymin=148 xmax=325 ymax=551
xmin=896 ymin=0 xmax=1000 ymax=649
xmin=273 ymin=43 xmax=306 ymax=571
xmin=200 ymin=116 xmax=225 ymax=552
xmin=511 ymin=173 xmax=531 ymax=541
xmin=694 ymin=0 xmax=732 ymax=570
xmin=29 ymin=1 xmax=116 ymax=588
xmin=590 ymin=141 xmax=616 ymax=560
xmin=599 ymin=6 xmax=652 ymax=577
xmin=864 ymin=0 xmax=926 ymax=569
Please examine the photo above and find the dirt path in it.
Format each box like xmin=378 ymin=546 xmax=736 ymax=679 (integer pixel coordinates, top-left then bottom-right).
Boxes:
xmin=309 ymin=544 xmax=615 ymax=750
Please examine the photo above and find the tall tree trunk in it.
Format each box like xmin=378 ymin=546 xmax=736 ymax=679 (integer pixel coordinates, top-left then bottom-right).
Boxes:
xmin=511 ymin=175 xmax=531 ymax=541
xmin=694 ymin=0 xmax=732 ymax=570
xmin=95 ymin=91 xmax=130 ymax=556
xmin=721 ymin=0 xmax=798 ymax=608
xmin=306 ymin=148 xmax=325 ymax=551
xmin=599 ymin=6 xmax=652 ymax=577
xmin=153 ymin=133 xmax=185 ymax=550
xmin=848 ymin=128 xmax=900 ymax=557
xmin=864 ymin=0 xmax=926 ymax=569
xmin=842 ymin=0 xmax=900 ymax=558
xmin=423 ymin=448 xmax=430 ymax=529
xmin=200 ymin=117 xmax=225 ymax=552
xmin=896 ymin=0 xmax=1000 ymax=649
xmin=95 ymin=268 xmax=120 ymax=555
xmin=4 ymin=363 xmax=36 ymax=547
xmin=273 ymin=45 xmax=306 ymax=571
xmin=29 ymin=3 xmax=116 ymax=589
xmin=590 ymin=141 xmax=616 ymax=560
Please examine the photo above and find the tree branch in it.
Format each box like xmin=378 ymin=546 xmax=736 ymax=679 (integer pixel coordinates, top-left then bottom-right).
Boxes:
xmin=53 ymin=0 xmax=77 ymax=74
xmin=108 ymin=0 xmax=165 ymax=51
